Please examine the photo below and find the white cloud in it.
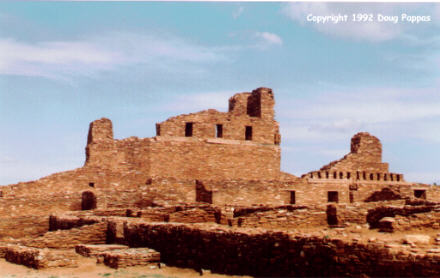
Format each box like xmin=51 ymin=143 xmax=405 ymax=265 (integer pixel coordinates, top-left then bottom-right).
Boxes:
xmin=278 ymin=87 xmax=440 ymax=143
xmin=255 ymin=32 xmax=283 ymax=45
xmin=233 ymin=6 xmax=244 ymax=19
xmin=434 ymin=4 xmax=440 ymax=20
xmin=0 ymin=32 xmax=227 ymax=81
xmin=281 ymin=3 xmax=431 ymax=42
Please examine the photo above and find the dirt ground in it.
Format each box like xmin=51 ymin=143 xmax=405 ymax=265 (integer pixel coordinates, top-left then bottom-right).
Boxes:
xmin=0 ymin=258 xmax=249 ymax=278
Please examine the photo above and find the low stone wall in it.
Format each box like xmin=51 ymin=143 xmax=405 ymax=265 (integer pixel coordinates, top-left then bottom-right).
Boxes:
xmin=379 ymin=212 xmax=440 ymax=232
xmin=123 ymin=221 xmax=440 ymax=277
xmin=75 ymin=244 xmax=128 ymax=258
xmin=367 ymin=204 xmax=439 ymax=228
xmin=49 ymin=214 xmax=100 ymax=231
xmin=126 ymin=204 xmax=221 ymax=224
xmin=230 ymin=205 xmax=327 ymax=229
xmin=102 ymin=248 xmax=160 ymax=269
xmin=18 ymin=222 xmax=107 ymax=249
xmin=0 ymin=243 xmax=14 ymax=258
xmin=169 ymin=205 xmax=220 ymax=224
xmin=4 ymin=245 xmax=78 ymax=269
xmin=203 ymin=179 xmax=292 ymax=206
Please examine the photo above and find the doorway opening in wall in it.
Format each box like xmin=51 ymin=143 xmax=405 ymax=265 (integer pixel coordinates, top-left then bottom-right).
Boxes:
xmin=81 ymin=191 xmax=97 ymax=210
xmin=216 ymin=124 xmax=223 ymax=138
xmin=245 ymin=126 xmax=252 ymax=140
xmin=326 ymin=205 xmax=338 ymax=226
xmin=185 ymin=122 xmax=193 ymax=137
xmin=290 ymin=191 xmax=296 ymax=204
xmin=414 ymin=189 xmax=427 ymax=199
xmin=328 ymin=191 xmax=339 ymax=203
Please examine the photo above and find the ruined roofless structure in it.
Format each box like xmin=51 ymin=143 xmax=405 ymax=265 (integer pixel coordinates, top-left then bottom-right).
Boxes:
xmin=85 ymin=87 xmax=282 ymax=181
xmin=0 ymin=87 xmax=436 ymax=219
xmin=4 ymin=87 xmax=440 ymax=277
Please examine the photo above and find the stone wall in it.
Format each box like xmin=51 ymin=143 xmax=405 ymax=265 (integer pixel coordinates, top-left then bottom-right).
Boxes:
xmin=148 ymin=137 xmax=280 ymax=181
xmin=4 ymin=246 xmax=78 ymax=269
xmin=230 ymin=205 xmax=327 ymax=229
xmin=17 ymin=222 xmax=107 ymax=249
xmin=0 ymin=216 xmax=48 ymax=239
xmin=199 ymin=179 xmax=293 ymax=206
xmin=157 ymin=88 xmax=279 ymax=144
xmin=82 ymin=87 xmax=282 ymax=181
xmin=293 ymin=132 xmax=430 ymax=206
xmin=366 ymin=202 xmax=440 ymax=229
xmin=123 ymin=221 xmax=440 ymax=277
xmin=319 ymin=132 xmax=389 ymax=172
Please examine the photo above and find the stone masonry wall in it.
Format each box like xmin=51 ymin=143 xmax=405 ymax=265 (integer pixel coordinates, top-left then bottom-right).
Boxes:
xmin=82 ymin=87 xmax=282 ymax=181
xmin=198 ymin=180 xmax=292 ymax=206
xmin=319 ymin=132 xmax=389 ymax=172
xmin=123 ymin=221 xmax=440 ymax=277
xmin=149 ymin=137 xmax=280 ymax=181
xmin=157 ymin=88 xmax=279 ymax=144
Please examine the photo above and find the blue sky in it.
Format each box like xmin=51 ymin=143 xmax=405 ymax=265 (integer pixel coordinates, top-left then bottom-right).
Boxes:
xmin=1 ymin=2 xmax=440 ymax=185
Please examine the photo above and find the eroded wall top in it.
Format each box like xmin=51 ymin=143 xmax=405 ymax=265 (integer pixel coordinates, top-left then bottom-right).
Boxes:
xmin=156 ymin=87 xmax=280 ymax=145
xmin=302 ymin=132 xmax=406 ymax=184
xmin=320 ymin=132 xmax=388 ymax=172
xmin=83 ymin=88 xmax=282 ymax=181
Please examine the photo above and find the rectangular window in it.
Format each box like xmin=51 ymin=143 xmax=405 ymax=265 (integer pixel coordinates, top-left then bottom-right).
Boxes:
xmin=185 ymin=122 xmax=193 ymax=137
xmin=290 ymin=191 xmax=296 ymax=204
xmin=216 ymin=124 xmax=223 ymax=138
xmin=414 ymin=190 xmax=426 ymax=199
xmin=245 ymin=126 xmax=252 ymax=140
xmin=328 ymin=191 xmax=339 ymax=203
xmin=156 ymin=124 xmax=161 ymax=136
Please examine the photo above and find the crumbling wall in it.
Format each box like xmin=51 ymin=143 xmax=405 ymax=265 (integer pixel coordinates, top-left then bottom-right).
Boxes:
xmin=168 ymin=207 xmax=220 ymax=224
xmin=4 ymin=246 xmax=78 ymax=269
xmin=85 ymin=118 xmax=117 ymax=168
xmin=158 ymin=88 xmax=279 ymax=145
xmin=49 ymin=214 xmax=100 ymax=231
xmin=0 ymin=216 xmax=48 ymax=239
xmin=18 ymin=222 xmax=107 ymax=249
xmin=123 ymin=221 xmax=440 ymax=277
xmin=367 ymin=204 xmax=439 ymax=228
xmin=287 ymin=182 xmax=350 ymax=205
xmin=201 ymin=180 xmax=291 ymax=205
xmin=230 ymin=205 xmax=327 ymax=228
xmin=320 ymin=132 xmax=389 ymax=172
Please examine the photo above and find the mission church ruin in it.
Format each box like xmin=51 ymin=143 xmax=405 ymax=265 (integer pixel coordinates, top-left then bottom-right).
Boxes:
xmin=1 ymin=87 xmax=440 ymax=276
xmin=0 ymin=87 xmax=437 ymax=211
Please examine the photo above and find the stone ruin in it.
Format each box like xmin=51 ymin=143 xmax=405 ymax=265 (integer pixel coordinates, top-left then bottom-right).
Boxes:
xmin=1 ymin=87 xmax=440 ymax=276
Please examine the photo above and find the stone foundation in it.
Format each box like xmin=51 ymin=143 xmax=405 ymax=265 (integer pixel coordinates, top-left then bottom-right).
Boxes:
xmin=102 ymin=248 xmax=160 ymax=269
xmin=4 ymin=246 xmax=78 ymax=269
